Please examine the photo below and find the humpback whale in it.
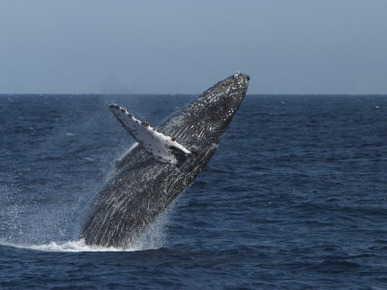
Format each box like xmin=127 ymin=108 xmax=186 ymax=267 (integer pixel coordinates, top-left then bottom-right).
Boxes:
xmin=80 ymin=72 xmax=250 ymax=248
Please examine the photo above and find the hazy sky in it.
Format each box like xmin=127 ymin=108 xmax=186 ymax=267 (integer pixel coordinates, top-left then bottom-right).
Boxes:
xmin=1 ymin=0 xmax=386 ymax=94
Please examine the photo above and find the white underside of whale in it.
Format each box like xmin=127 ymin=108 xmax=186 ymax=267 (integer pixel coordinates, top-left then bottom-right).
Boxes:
xmin=109 ymin=104 xmax=191 ymax=165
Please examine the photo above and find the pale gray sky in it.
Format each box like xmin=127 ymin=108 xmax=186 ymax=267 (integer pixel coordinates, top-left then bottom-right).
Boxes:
xmin=0 ymin=0 xmax=386 ymax=94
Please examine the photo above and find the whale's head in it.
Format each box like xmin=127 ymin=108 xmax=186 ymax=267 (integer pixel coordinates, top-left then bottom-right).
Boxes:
xmin=158 ymin=72 xmax=249 ymax=169
xmin=159 ymin=72 xmax=249 ymax=150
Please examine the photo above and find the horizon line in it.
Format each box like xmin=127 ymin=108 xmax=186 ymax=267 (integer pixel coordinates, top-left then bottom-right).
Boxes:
xmin=1 ymin=93 xmax=387 ymax=97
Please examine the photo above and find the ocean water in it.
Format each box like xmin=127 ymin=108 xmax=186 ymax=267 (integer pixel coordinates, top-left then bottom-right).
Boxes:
xmin=0 ymin=94 xmax=386 ymax=289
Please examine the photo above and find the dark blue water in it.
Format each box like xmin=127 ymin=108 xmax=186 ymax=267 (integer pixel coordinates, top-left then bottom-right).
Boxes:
xmin=0 ymin=94 xmax=386 ymax=288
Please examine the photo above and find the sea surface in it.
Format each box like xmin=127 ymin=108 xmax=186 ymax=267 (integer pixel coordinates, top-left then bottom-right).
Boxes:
xmin=0 ymin=94 xmax=386 ymax=289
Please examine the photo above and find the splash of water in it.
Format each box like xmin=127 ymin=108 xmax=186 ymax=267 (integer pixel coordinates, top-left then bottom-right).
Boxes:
xmin=0 ymin=239 xmax=131 ymax=252
xmin=0 ymin=201 xmax=173 ymax=252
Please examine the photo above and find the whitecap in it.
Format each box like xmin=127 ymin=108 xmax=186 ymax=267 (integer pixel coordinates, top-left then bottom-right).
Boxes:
xmin=0 ymin=239 xmax=138 ymax=252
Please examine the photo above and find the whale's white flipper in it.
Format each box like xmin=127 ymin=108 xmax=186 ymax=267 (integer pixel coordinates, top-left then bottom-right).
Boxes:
xmin=109 ymin=104 xmax=191 ymax=165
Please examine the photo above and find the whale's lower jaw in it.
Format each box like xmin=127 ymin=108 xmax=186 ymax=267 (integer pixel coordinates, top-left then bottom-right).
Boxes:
xmin=80 ymin=72 xmax=250 ymax=248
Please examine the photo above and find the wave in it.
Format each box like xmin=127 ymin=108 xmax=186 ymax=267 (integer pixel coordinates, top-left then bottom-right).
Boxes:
xmin=0 ymin=210 xmax=169 ymax=253
xmin=0 ymin=239 xmax=139 ymax=252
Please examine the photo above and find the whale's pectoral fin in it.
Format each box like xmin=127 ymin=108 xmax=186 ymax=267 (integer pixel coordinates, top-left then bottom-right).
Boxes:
xmin=110 ymin=103 xmax=191 ymax=165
